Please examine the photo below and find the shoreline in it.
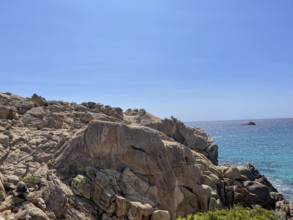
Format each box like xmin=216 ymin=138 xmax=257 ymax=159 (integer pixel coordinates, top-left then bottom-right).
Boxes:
xmin=0 ymin=92 xmax=292 ymax=219
xmin=187 ymin=119 xmax=293 ymax=203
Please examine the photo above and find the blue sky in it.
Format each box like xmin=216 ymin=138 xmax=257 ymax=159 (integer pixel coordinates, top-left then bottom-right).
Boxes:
xmin=1 ymin=1 xmax=292 ymax=121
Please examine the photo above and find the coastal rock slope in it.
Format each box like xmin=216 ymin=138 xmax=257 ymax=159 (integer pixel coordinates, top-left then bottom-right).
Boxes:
xmin=0 ymin=92 xmax=291 ymax=219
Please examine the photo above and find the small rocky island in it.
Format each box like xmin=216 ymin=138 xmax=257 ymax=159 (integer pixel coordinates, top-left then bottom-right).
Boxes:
xmin=0 ymin=93 xmax=292 ymax=219
xmin=242 ymin=121 xmax=256 ymax=126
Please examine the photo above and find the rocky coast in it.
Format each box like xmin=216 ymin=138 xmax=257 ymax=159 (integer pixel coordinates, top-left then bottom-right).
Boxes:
xmin=0 ymin=92 xmax=292 ymax=219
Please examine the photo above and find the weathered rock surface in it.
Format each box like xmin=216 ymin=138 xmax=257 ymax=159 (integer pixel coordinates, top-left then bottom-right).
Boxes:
xmin=0 ymin=93 xmax=290 ymax=219
xmin=124 ymin=111 xmax=218 ymax=165
xmin=275 ymin=200 xmax=293 ymax=220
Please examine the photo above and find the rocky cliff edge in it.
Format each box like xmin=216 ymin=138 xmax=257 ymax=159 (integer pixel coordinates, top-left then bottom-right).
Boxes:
xmin=0 ymin=93 xmax=292 ymax=220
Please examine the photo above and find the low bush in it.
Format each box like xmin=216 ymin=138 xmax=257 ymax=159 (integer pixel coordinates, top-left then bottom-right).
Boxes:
xmin=20 ymin=175 xmax=41 ymax=188
xmin=177 ymin=205 xmax=276 ymax=220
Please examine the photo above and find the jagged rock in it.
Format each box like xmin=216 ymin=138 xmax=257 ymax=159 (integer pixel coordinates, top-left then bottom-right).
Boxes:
xmin=0 ymin=94 xmax=24 ymax=119
xmin=0 ymin=93 xmax=25 ymax=106
xmin=21 ymin=107 xmax=47 ymax=129
xmin=54 ymin=121 xmax=225 ymax=217
xmin=71 ymin=175 xmax=92 ymax=199
xmin=125 ymin=108 xmax=139 ymax=116
xmin=25 ymin=107 xmax=46 ymax=119
xmin=63 ymin=196 xmax=98 ymax=219
xmin=245 ymin=181 xmax=275 ymax=208
xmin=79 ymin=112 xmax=94 ymax=123
xmin=46 ymin=114 xmax=64 ymax=129
xmin=19 ymin=101 xmax=34 ymax=114
xmin=206 ymin=144 xmax=218 ymax=165
xmin=238 ymin=165 xmax=256 ymax=181
xmin=0 ymin=133 xmax=9 ymax=147
xmin=15 ymin=202 xmax=49 ymax=220
xmin=0 ymin=93 xmax=287 ymax=219
xmin=138 ymin=108 xmax=146 ymax=116
xmin=31 ymin=94 xmax=48 ymax=106
xmin=74 ymin=104 xmax=89 ymax=112
xmin=275 ymin=200 xmax=293 ymax=220
xmin=47 ymin=104 xmax=63 ymax=113
xmin=0 ymin=105 xmax=12 ymax=119
xmin=100 ymin=106 xmax=123 ymax=120
xmin=43 ymin=173 xmax=73 ymax=217
xmin=138 ymin=117 xmax=217 ymax=164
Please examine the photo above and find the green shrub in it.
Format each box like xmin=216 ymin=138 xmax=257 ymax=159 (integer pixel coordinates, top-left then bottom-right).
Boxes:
xmin=47 ymin=159 xmax=55 ymax=168
xmin=177 ymin=205 xmax=276 ymax=220
xmin=20 ymin=175 xmax=41 ymax=187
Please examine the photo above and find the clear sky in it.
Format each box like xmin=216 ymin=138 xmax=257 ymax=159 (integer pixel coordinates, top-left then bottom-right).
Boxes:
xmin=1 ymin=1 xmax=292 ymax=121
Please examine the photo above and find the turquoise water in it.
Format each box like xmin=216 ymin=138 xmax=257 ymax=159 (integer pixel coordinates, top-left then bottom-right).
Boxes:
xmin=186 ymin=118 xmax=293 ymax=201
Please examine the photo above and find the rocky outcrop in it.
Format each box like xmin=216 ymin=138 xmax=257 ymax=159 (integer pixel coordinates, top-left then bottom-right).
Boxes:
xmin=275 ymin=200 xmax=293 ymax=220
xmin=124 ymin=110 xmax=218 ymax=165
xmin=242 ymin=121 xmax=256 ymax=126
xmin=0 ymin=93 xmax=290 ymax=219
xmin=54 ymin=121 xmax=223 ymax=217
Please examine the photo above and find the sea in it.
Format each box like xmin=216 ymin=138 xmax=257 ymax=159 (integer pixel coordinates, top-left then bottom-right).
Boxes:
xmin=186 ymin=118 xmax=293 ymax=201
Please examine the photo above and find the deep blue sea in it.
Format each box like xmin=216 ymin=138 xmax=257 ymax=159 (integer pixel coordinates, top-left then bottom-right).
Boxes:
xmin=186 ymin=118 xmax=293 ymax=201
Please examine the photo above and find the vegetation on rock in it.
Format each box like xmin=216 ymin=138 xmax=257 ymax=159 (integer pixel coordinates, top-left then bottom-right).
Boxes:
xmin=20 ymin=175 xmax=41 ymax=188
xmin=0 ymin=93 xmax=292 ymax=219
xmin=177 ymin=205 xmax=276 ymax=220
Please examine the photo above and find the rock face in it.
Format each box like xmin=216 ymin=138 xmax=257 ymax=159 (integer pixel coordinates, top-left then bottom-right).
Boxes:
xmin=0 ymin=93 xmax=290 ymax=219
xmin=124 ymin=111 xmax=218 ymax=165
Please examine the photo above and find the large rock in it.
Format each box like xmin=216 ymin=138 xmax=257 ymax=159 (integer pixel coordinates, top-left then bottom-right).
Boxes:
xmin=54 ymin=121 xmax=224 ymax=218
xmin=43 ymin=173 xmax=73 ymax=217
xmin=275 ymin=200 xmax=293 ymax=220
xmin=20 ymin=107 xmax=63 ymax=129
xmin=125 ymin=113 xmax=218 ymax=165
xmin=15 ymin=203 xmax=49 ymax=220
xmin=224 ymin=166 xmax=241 ymax=180
xmin=0 ymin=106 xmax=12 ymax=120
xmin=31 ymin=94 xmax=48 ymax=106
xmin=21 ymin=107 xmax=47 ymax=129
xmin=238 ymin=165 xmax=256 ymax=181
xmin=71 ymin=175 xmax=92 ymax=199
xmin=0 ymin=92 xmax=287 ymax=219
